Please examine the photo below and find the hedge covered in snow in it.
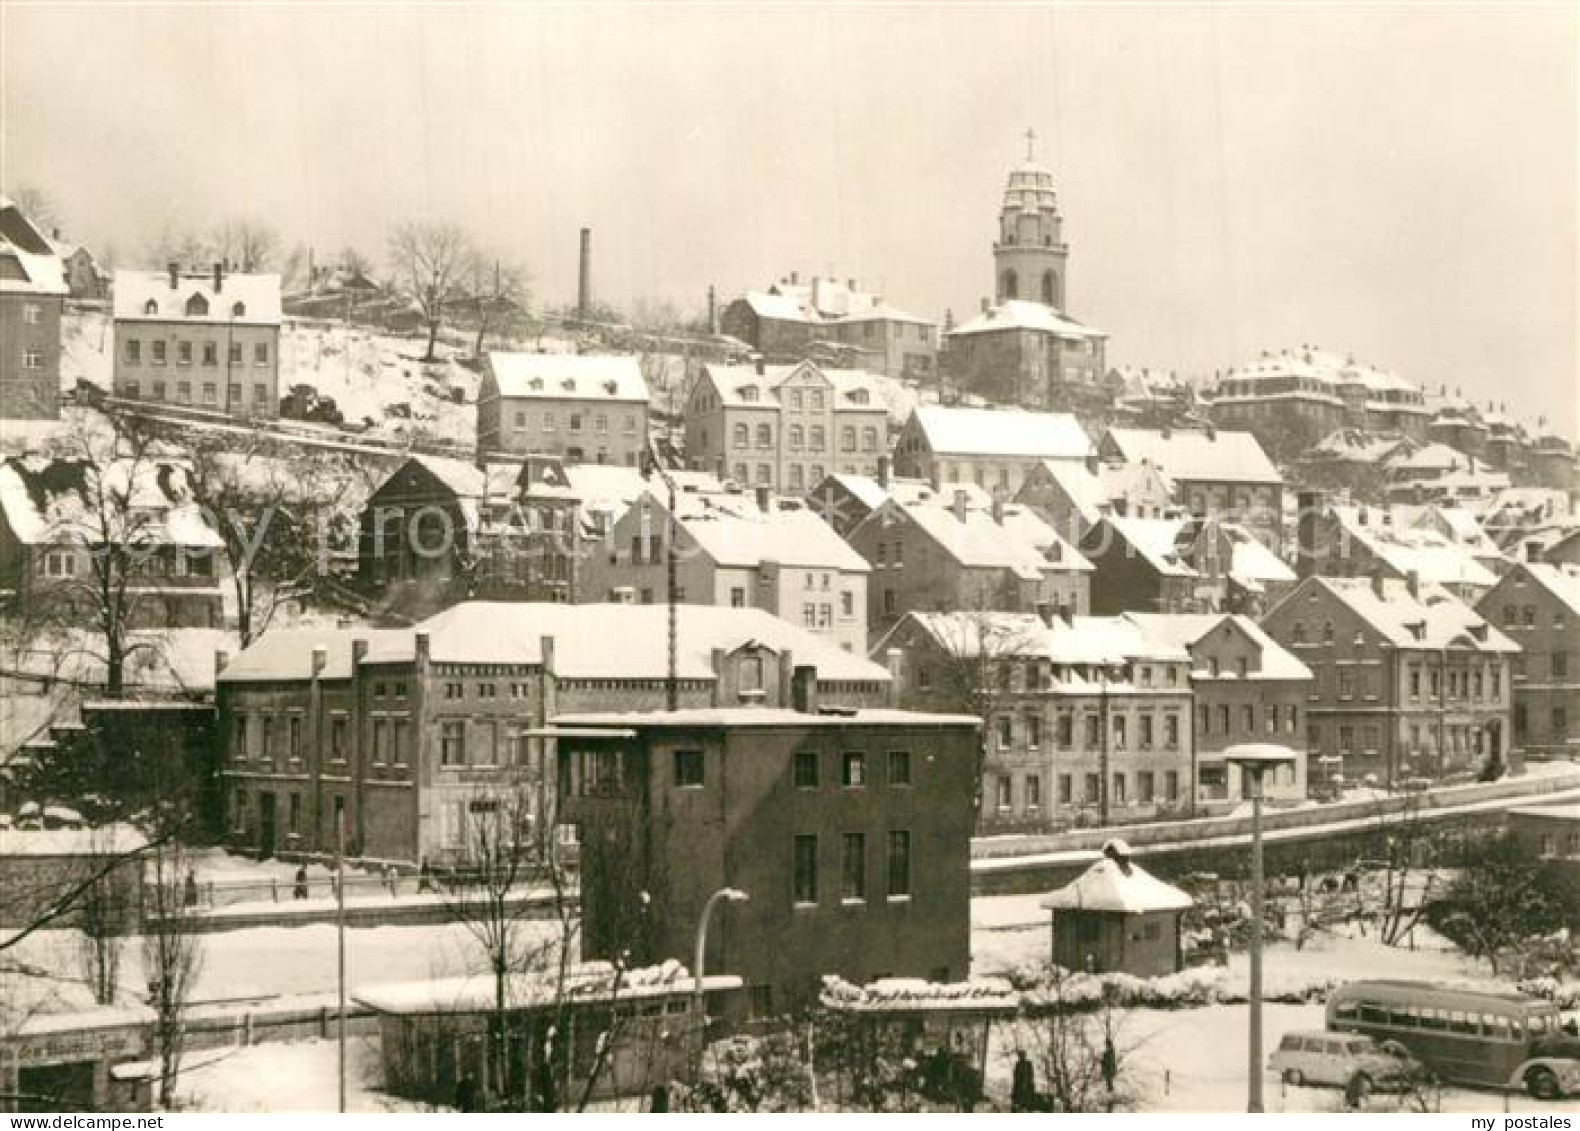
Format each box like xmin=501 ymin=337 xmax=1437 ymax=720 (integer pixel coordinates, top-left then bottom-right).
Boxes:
xmin=1007 ymin=964 xmax=1338 ymax=1012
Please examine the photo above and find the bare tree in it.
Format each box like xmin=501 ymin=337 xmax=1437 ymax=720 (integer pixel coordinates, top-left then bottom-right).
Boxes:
xmin=1016 ymin=972 xmax=1138 ymax=1113
xmin=211 ymin=218 xmax=279 ymax=273
xmin=9 ymin=185 xmax=60 ymax=230
xmin=461 ymin=252 xmax=530 ymax=356
xmin=1430 ymin=832 xmax=1580 ymax=975
xmin=144 ymin=223 xmax=211 ymax=272
xmin=141 ymin=840 xmax=204 ymax=1110
xmin=387 ymin=221 xmax=473 ymax=361
xmin=74 ymin=826 xmax=128 ymax=1005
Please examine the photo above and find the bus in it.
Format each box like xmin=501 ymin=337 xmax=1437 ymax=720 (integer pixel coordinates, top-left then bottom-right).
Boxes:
xmin=1326 ymin=980 xmax=1580 ymax=1100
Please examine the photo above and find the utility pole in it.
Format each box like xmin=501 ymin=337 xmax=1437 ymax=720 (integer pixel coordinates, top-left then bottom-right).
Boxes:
xmin=336 ymin=811 xmax=347 ymax=1113
xmin=641 ymin=437 xmax=680 ymax=709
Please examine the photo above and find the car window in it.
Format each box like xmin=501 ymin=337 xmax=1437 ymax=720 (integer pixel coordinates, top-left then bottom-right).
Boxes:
xmin=1345 ymin=1039 xmax=1372 ymax=1055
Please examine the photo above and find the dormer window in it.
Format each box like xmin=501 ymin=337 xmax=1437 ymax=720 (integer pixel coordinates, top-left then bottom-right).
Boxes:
xmin=848 ymin=389 xmax=870 ymax=405
xmin=739 ymin=386 xmax=759 ymax=403
xmin=185 ymin=293 xmax=209 ymax=317
xmin=143 ymin=299 xmax=159 ymax=316
xmin=231 ymin=301 xmax=247 ymax=317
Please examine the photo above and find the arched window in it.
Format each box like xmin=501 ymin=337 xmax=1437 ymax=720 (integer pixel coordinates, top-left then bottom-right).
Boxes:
xmin=1041 ymin=270 xmax=1058 ymax=307
xmin=231 ymin=301 xmax=247 ymax=317
xmin=184 ymin=293 xmax=209 ymax=317
xmin=732 ymin=423 xmax=748 ymax=448
xmin=1001 ymin=269 xmax=1018 ymax=300
xmin=756 ymin=423 xmax=772 ymax=448
xmin=142 ymin=299 xmax=159 ymax=316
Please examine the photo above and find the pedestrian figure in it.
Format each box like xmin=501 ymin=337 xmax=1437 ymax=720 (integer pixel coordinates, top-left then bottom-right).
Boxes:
xmin=417 ymin=857 xmax=434 ymax=894
xmin=1343 ymin=1071 xmax=1367 ymax=1110
xmin=1100 ymin=1036 xmax=1117 ymax=1094
xmin=183 ymin=869 xmax=199 ymax=908
xmin=1010 ymin=1049 xmax=1037 ymax=1112
xmin=454 ymin=1072 xmax=478 ymax=1113
xmin=293 ymin=863 xmax=309 ymax=900
xmin=649 ymin=1083 xmax=669 ymax=1112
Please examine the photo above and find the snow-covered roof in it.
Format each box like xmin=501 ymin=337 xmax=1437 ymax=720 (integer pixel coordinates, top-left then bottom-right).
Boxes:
xmin=1314 ymin=576 xmax=1518 ymax=652
xmin=1123 ymin=613 xmax=1312 ymax=681
xmin=949 ymin=299 xmax=1106 ymax=341
xmin=0 ymin=823 xmax=148 ymax=857
xmin=882 ymin=496 xmax=1091 ymax=578
xmin=659 ymin=491 xmax=870 ymax=573
xmin=0 ymin=197 xmax=68 ymax=296
xmin=1041 ymin=855 xmax=1194 ymax=914
xmin=891 ymin=610 xmax=1190 ymax=667
xmin=113 ymin=269 xmax=282 ymax=325
xmin=551 ymin=707 xmax=982 ymax=729
xmin=1304 ymin=429 xmax=1418 ymax=465
xmin=740 ymin=289 xmax=810 ymax=322
xmin=0 ymin=456 xmax=224 ymax=549
xmin=219 ymin=603 xmax=891 ymax=684
xmin=1103 ymin=427 xmax=1281 ymax=486
xmin=354 ymin=960 xmax=740 ymax=1015
xmin=1099 ymin=516 xmax=1199 ymax=578
xmin=486 ymin=352 xmax=649 ymax=404
xmin=819 ymin=974 xmax=1019 ymax=1014
xmin=1216 ymin=347 xmax=1426 ymax=406
xmin=1518 ymin=562 xmax=1580 ymax=619
xmin=1387 ymin=442 xmax=1473 ymax=474
xmin=1330 ymin=506 xmax=1500 ymax=589
xmin=911 ymin=405 xmax=1092 ymax=461
xmin=836 ymin=302 xmax=935 ymax=326
xmin=703 ymin=361 xmax=885 ymax=411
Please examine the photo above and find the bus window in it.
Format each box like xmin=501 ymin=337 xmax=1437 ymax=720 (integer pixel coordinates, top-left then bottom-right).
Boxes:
xmin=1333 ymin=1002 xmax=1358 ymax=1022
xmin=1448 ymin=1011 xmax=1475 ymax=1035
xmin=1485 ymin=1014 xmax=1512 ymax=1041
xmin=1360 ymin=1005 xmax=1387 ymax=1024
xmin=1389 ymin=1008 xmax=1417 ymax=1029
xmin=1420 ymin=1008 xmax=1446 ymax=1031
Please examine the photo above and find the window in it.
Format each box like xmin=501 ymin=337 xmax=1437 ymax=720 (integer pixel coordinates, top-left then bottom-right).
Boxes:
xmin=152 ymin=340 xmax=167 ymax=365
xmin=125 ymin=339 xmax=141 ymax=364
xmin=756 ymin=423 xmax=772 ymax=448
xmin=673 ymin=748 xmax=704 ymax=788
xmin=996 ymin=716 xmax=1013 ymax=749
xmin=841 ymin=591 xmax=854 ymax=617
xmin=730 ymin=586 xmax=746 ymax=608
xmin=393 ymin=720 xmax=409 ymax=765
xmin=1112 ymin=716 xmax=1127 ymax=749
xmin=794 ymin=749 xmax=819 ymax=789
xmin=1059 ymin=774 xmax=1073 ymax=804
xmin=1339 ymin=669 xmax=1355 ymax=698
xmin=1112 ymin=773 xmax=1127 ymax=805
xmin=254 ymin=342 xmax=270 ymax=365
xmin=288 ymin=717 xmax=302 ymax=760
xmin=862 ymin=427 xmax=877 ymax=452
xmin=22 ymin=302 xmax=40 ymax=324
xmin=1025 ymin=774 xmax=1042 ymax=810
xmin=886 ymin=831 xmax=911 ymax=898
xmin=1555 ymin=706 xmax=1570 ymax=734
xmin=1217 ymin=704 xmax=1230 ymax=734
xmin=793 ymin=835 xmax=818 ymax=905
xmin=1554 ymin=652 xmax=1570 ymax=679
xmin=289 ymin=792 xmax=301 ymax=834
xmin=1164 ymin=715 xmax=1179 ymax=748
xmin=253 ymin=383 xmax=267 ymax=403
xmin=841 ymin=750 xmax=866 ymax=787
xmin=841 ymin=833 xmax=866 ymax=901
xmin=995 ymin=776 xmax=1012 ymax=811
xmin=810 ymin=425 xmax=825 ymax=449
xmin=887 ymin=750 xmax=911 ymax=786
xmin=441 ymin=721 xmax=466 ymax=765
xmin=1084 ymin=773 xmax=1100 ymax=803
xmin=229 ymin=341 xmax=243 ymax=364
xmin=1165 ymin=770 xmax=1180 ymax=801
xmin=372 ymin=718 xmax=388 ymax=764
xmin=1139 ymin=714 xmax=1154 ymax=748
xmin=177 ymin=340 xmax=192 ymax=365
xmin=234 ymin=715 xmax=249 ymax=760
xmin=1084 ymin=714 xmax=1100 ymax=748
xmin=1241 ymin=705 xmax=1255 ymax=732
xmin=1138 ymin=771 xmax=1155 ymax=803
xmin=789 ymin=425 xmax=803 ymax=450
xmin=1056 ymin=714 xmax=1073 ymax=748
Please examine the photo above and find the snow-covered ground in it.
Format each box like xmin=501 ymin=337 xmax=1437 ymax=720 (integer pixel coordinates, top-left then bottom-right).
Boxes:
xmin=176 ymin=1036 xmax=421 ymax=1113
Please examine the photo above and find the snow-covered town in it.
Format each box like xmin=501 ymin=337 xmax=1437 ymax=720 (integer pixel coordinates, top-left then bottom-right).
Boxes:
xmin=2 ymin=4 xmax=1577 ymax=1118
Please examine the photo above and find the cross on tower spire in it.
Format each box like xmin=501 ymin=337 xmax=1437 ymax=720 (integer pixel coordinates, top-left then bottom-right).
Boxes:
xmin=1024 ymin=127 xmax=1037 ymax=162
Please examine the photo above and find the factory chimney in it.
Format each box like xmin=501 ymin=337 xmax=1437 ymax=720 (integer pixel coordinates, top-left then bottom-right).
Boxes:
xmin=577 ymin=227 xmax=592 ymax=321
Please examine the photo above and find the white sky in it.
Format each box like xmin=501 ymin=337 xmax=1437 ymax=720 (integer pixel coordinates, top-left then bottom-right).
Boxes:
xmin=3 ymin=4 xmax=1575 ymax=436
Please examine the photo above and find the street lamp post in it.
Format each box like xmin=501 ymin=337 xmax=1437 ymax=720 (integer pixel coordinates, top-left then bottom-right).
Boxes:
xmin=692 ymin=887 xmax=748 ymax=1064
xmin=1224 ymin=743 xmax=1297 ymax=1113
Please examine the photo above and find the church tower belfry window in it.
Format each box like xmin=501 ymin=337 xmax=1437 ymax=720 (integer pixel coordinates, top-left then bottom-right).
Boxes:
xmin=992 ymin=127 xmax=1070 ymax=311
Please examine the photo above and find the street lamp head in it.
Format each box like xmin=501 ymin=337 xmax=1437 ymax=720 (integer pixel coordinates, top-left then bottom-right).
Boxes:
xmin=720 ymin=888 xmax=750 ymax=903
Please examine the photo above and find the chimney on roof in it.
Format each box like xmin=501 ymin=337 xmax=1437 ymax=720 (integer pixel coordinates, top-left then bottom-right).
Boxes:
xmin=577 ymin=227 xmax=592 ymax=320
xmin=877 ymin=455 xmax=891 ymax=489
xmin=213 ymin=261 xmax=223 ymax=294
xmin=351 ymin=638 xmax=368 ymax=667
xmin=1370 ymin=568 xmax=1387 ymax=600
xmin=415 ymin=632 xmax=431 ymax=664
xmin=979 ymin=297 xmax=990 ymax=314
xmin=214 ymin=649 xmax=229 ymax=678
xmin=991 ymin=491 xmax=1005 ymax=525
xmin=953 ymin=489 xmax=970 ymax=523
xmin=1035 ymin=602 xmax=1055 ymax=627
xmin=707 ymin=285 xmax=718 ymax=336
xmin=311 ymin=645 xmax=327 ymax=679
xmin=791 ymin=664 xmax=819 ymax=714
xmin=790 ymin=270 xmax=800 ymax=285
xmin=754 ymin=355 xmax=765 ymax=377
xmin=754 ymin=485 xmax=771 ymax=513
xmin=1406 ymin=570 xmax=1421 ymax=600
xmin=168 ymin=261 xmax=179 ymax=290
xmin=710 ymin=647 xmax=727 ymax=706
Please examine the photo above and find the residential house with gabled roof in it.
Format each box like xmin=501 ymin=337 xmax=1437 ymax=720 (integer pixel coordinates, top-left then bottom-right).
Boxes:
xmin=1476 ymin=561 xmax=1580 ymax=763
xmin=48 ymin=236 xmax=111 ymax=300
xmin=876 ymin=607 xmax=1194 ymax=831
xmin=1294 ymin=495 xmax=1502 ymax=604
xmin=849 ymin=489 xmax=1091 ymax=637
xmin=476 ymin=352 xmax=650 ymax=465
xmin=215 ymin=602 xmax=894 ymax=864
xmin=891 ymin=404 xmax=1093 ymax=496
xmin=0 ymin=454 xmax=224 ymax=628
xmin=1294 ymin=428 xmax=1419 ymax=499
xmin=943 ymin=300 xmax=1108 ymax=410
xmin=579 ymin=487 xmax=871 ymax=653
xmin=803 ymin=466 xmax=993 ymax=539
xmin=1260 ymin=575 xmax=1517 ymax=789
xmin=1098 ymin=425 xmax=1285 ymax=552
xmin=682 ymin=359 xmax=889 ymax=494
xmin=113 ymin=264 xmax=283 ymax=419
xmin=0 ymin=196 xmax=68 ymax=419
xmin=1013 ymin=457 xmax=1176 ymax=543
xmin=1080 ymin=514 xmax=1294 ymax=617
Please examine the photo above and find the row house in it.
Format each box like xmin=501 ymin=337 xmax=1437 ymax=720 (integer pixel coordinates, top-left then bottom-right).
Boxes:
xmin=848 ymin=489 xmax=1090 ymax=638
xmin=682 ymin=359 xmax=889 ymax=494
xmin=578 ymin=487 xmax=870 ymax=653
xmin=1294 ymin=495 xmax=1502 ymax=604
xmin=214 ymin=602 xmax=893 ymax=864
xmin=1098 ymin=425 xmax=1284 ymax=553
xmin=1081 ymin=515 xmax=1296 ymax=617
xmin=890 ymin=405 xmax=1093 ymax=496
xmin=556 ymin=698 xmax=977 ymax=1012
xmin=877 ymin=609 xmax=1196 ymax=833
xmin=1125 ymin=613 xmax=1311 ymax=808
xmin=112 ymin=265 xmax=283 ymax=419
xmin=476 ymin=352 xmax=649 ymax=465
xmin=1476 ymin=561 xmax=1580 ymax=762
xmin=802 ymin=464 xmax=993 ymax=539
xmin=1292 ymin=429 xmax=1419 ymax=501
xmin=0 ymin=197 xmax=66 ymax=420
xmin=1260 ymin=574 xmax=1518 ymax=789
xmin=1013 ymin=457 xmax=1175 ymax=544
xmin=0 ymin=455 xmax=224 ymax=628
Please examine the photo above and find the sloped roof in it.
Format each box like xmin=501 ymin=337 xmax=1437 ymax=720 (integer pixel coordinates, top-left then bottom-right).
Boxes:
xmin=949 ymin=299 xmax=1106 ymax=341
xmin=662 ymin=491 xmax=870 ymax=573
xmin=113 ymin=269 xmax=282 ymax=325
xmin=354 ymin=960 xmax=739 ymax=1015
xmin=0 ymin=456 xmax=223 ymax=548
xmin=1387 ymin=442 xmax=1472 ymax=473
xmin=1098 ymin=516 xmax=1198 ymax=578
xmin=1330 ymin=506 xmax=1500 ymax=589
xmin=894 ymin=498 xmax=1090 ymax=577
xmin=890 ymin=610 xmax=1189 ymax=667
xmin=552 ymin=707 xmax=980 ymax=729
xmin=740 ymin=290 xmax=810 ymax=322
xmin=486 ymin=352 xmax=649 ymax=403
xmin=703 ymin=362 xmax=884 ymax=410
xmin=1218 ymin=347 xmax=1424 ymax=400
xmin=835 ymin=303 xmax=935 ymax=326
xmin=1123 ymin=613 xmax=1311 ymax=681
xmin=1519 ymin=562 xmax=1580 ymax=619
xmin=912 ymin=405 xmax=1092 ymax=460
xmin=1316 ymin=577 xmax=1518 ymax=652
xmin=1041 ymin=856 xmax=1194 ymax=914
xmin=0 ymin=197 xmax=68 ymax=296
xmin=1104 ymin=427 xmax=1281 ymax=486
xmin=219 ymin=603 xmax=891 ymax=684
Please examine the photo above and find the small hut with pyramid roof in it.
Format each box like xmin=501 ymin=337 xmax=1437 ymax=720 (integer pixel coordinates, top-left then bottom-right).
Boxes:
xmin=1039 ymin=839 xmax=1193 ymax=977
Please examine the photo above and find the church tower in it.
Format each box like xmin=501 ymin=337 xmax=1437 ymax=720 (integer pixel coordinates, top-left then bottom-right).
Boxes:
xmin=993 ymin=129 xmax=1069 ymax=310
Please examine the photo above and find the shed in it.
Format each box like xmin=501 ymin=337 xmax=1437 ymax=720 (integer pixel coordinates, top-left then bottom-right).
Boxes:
xmin=1040 ymin=840 xmax=1194 ymax=977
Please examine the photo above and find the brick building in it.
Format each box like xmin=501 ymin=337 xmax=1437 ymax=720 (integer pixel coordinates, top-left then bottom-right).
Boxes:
xmin=112 ymin=265 xmax=282 ymax=419
xmin=1476 ymin=561 xmax=1580 ymax=763
xmin=848 ymin=489 xmax=1091 ymax=637
xmin=555 ymin=701 xmax=978 ymax=1011
xmin=476 ymin=352 xmax=649 ymax=465
xmin=215 ymin=603 xmax=891 ymax=863
xmin=891 ymin=405 xmax=1092 ymax=496
xmin=1082 ymin=515 xmax=1296 ymax=617
xmin=580 ymin=487 xmax=870 ymax=654
xmin=1261 ymin=575 xmax=1517 ymax=789
xmin=1294 ymin=495 xmax=1502 ymax=605
xmin=682 ymin=359 xmax=889 ymax=494
xmin=877 ymin=609 xmax=1196 ymax=832
xmin=0 ymin=197 xmax=67 ymax=420
xmin=1013 ymin=457 xmax=1176 ymax=543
